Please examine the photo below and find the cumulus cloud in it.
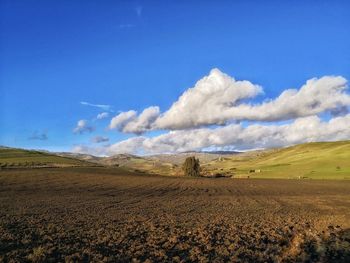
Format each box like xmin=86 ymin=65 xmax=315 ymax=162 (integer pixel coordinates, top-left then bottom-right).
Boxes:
xmin=120 ymin=107 xmax=160 ymax=134
xmin=108 ymin=107 xmax=160 ymax=134
xmin=109 ymin=69 xmax=350 ymax=133
xmin=107 ymin=137 xmax=146 ymax=155
xmin=109 ymin=110 xmax=137 ymax=130
xmin=78 ymin=69 xmax=350 ymax=156
xmin=73 ymin=120 xmax=95 ymax=134
xmin=155 ymin=68 xmax=263 ymax=129
xmin=78 ymin=114 xmax=350 ymax=155
xmin=96 ymin=112 xmax=109 ymax=120
xmin=227 ymin=75 xmax=350 ymax=122
xmin=91 ymin=136 xmax=109 ymax=143
xmin=28 ymin=131 xmax=48 ymax=141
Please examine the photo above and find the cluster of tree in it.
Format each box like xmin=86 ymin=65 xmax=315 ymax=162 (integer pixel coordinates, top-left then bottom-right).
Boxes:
xmin=182 ymin=156 xmax=201 ymax=177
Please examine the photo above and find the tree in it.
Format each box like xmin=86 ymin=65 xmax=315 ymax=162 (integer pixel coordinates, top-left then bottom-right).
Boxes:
xmin=182 ymin=156 xmax=200 ymax=177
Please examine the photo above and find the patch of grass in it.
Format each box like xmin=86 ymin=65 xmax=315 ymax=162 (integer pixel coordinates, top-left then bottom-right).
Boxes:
xmin=205 ymin=141 xmax=350 ymax=180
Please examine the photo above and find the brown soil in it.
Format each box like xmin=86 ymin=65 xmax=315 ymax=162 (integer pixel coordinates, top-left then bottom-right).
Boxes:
xmin=0 ymin=168 xmax=349 ymax=262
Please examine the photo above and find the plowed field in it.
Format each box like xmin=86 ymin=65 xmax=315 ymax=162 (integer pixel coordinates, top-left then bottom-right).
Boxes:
xmin=0 ymin=168 xmax=349 ymax=262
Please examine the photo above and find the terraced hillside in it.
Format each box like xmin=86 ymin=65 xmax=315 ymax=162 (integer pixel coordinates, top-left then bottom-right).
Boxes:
xmin=203 ymin=141 xmax=350 ymax=179
xmin=0 ymin=147 xmax=95 ymax=168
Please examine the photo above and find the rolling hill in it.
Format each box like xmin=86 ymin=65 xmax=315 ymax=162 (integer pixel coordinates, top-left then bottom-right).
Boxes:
xmin=0 ymin=147 xmax=96 ymax=168
xmin=1 ymin=141 xmax=349 ymax=179
xmin=203 ymin=141 xmax=350 ymax=179
xmin=54 ymin=152 xmax=179 ymax=176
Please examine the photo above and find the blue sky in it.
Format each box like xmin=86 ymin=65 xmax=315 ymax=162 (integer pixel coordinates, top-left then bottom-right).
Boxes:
xmin=1 ymin=0 xmax=349 ymax=154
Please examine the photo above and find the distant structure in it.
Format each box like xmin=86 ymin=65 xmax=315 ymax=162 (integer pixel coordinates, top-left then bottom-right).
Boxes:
xmin=182 ymin=156 xmax=201 ymax=177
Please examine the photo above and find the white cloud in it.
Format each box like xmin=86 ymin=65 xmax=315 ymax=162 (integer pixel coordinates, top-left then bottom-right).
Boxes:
xmin=91 ymin=136 xmax=109 ymax=143
xmin=73 ymin=120 xmax=95 ymax=134
xmin=121 ymin=106 xmax=160 ymax=134
xmin=228 ymin=75 xmax=350 ymax=122
xmin=107 ymin=137 xmax=146 ymax=155
xmin=80 ymin=101 xmax=112 ymax=111
xmin=109 ymin=110 xmax=137 ymax=130
xmin=96 ymin=112 xmax=109 ymax=120
xmin=109 ymin=107 xmax=160 ymax=134
xmin=156 ymin=68 xmax=262 ymax=129
xmin=78 ymin=114 xmax=350 ymax=155
xmin=80 ymin=69 xmax=350 ymax=156
xmin=109 ymin=69 xmax=350 ymax=133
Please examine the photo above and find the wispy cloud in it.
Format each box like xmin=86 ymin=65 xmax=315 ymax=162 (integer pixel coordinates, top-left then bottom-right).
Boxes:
xmin=73 ymin=120 xmax=95 ymax=134
xmin=28 ymin=131 xmax=48 ymax=141
xmin=80 ymin=101 xmax=112 ymax=111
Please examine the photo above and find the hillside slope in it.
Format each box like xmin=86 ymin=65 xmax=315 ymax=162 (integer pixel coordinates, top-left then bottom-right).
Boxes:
xmin=203 ymin=141 xmax=350 ymax=179
xmin=0 ymin=147 xmax=96 ymax=168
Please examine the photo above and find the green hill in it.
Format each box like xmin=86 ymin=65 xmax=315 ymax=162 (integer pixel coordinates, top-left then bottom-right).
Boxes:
xmin=0 ymin=147 xmax=95 ymax=168
xmin=203 ymin=141 xmax=350 ymax=179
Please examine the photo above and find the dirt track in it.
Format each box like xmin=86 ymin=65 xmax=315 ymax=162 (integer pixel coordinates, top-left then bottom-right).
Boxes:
xmin=0 ymin=168 xmax=350 ymax=262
